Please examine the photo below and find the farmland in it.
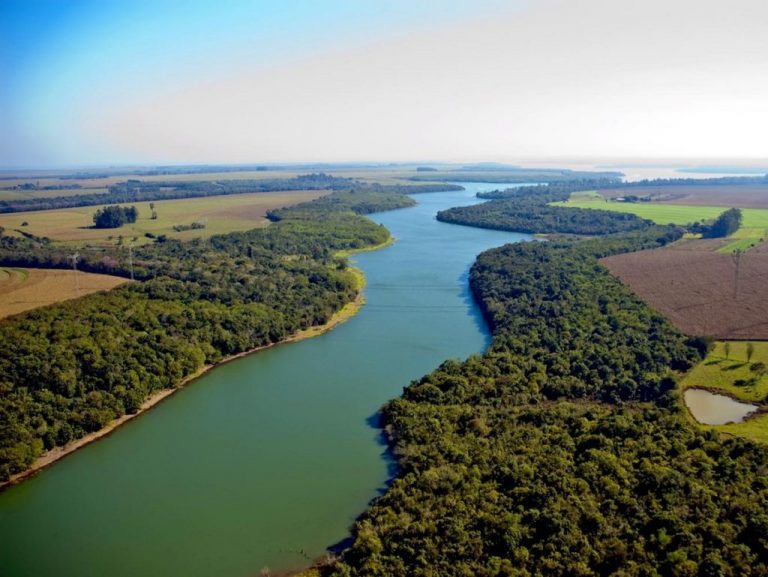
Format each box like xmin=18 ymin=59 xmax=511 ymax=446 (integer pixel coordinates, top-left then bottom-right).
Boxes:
xmin=0 ymin=267 xmax=128 ymax=319
xmin=680 ymin=341 xmax=768 ymax=443
xmin=0 ymin=190 xmax=328 ymax=245
xmin=601 ymin=243 xmax=768 ymax=339
xmin=599 ymin=183 xmax=768 ymax=208
xmin=554 ymin=192 xmax=768 ymax=251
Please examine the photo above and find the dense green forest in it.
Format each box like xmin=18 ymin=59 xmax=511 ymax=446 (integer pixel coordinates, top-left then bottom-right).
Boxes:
xmin=437 ymin=183 xmax=651 ymax=235
xmin=0 ymin=174 xmax=460 ymax=213
xmin=330 ymin=196 xmax=768 ymax=575
xmin=0 ymin=189 xmax=412 ymax=480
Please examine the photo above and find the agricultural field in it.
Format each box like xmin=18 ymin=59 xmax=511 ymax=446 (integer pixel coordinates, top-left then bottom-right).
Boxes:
xmin=601 ymin=242 xmax=768 ymax=340
xmin=0 ymin=187 xmax=110 ymax=201
xmin=0 ymin=190 xmax=328 ymax=245
xmin=599 ymin=184 xmax=768 ymax=208
xmin=0 ymin=167 xmax=421 ymax=192
xmin=554 ymin=191 xmax=768 ymax=251
xmin=0 ymin=267 xmax=128 ymax=319
xmin=680 ymin=341 xmax=768 ymax=443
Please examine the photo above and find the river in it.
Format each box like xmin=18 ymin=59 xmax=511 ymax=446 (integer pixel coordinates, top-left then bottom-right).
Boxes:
xmin=0 ymin=183 xmax=529 ymax=577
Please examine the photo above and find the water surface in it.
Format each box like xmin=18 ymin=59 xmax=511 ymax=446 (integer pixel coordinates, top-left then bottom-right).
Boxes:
xmin=684 ymin=388 xmax=758 ymax=425
xmin=0 ymin=184 xmax=528 ymax=577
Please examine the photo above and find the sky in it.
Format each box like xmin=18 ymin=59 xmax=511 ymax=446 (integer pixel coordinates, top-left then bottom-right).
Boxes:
xmin=2 ymin=0 xmax=768 ymax=168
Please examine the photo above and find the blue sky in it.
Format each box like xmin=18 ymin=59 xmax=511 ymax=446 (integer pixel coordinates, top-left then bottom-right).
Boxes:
xmin=2 ymin=0 xmax=767 ymax=167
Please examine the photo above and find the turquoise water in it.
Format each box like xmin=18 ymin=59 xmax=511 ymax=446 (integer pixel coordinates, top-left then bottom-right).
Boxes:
xmin=0 ymin=184 xmax=529 ymax=577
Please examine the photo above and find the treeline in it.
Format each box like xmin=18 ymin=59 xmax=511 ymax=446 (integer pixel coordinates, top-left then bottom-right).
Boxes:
xmin=332 ymin=225 xmax=768 ymax=576
xmin=408 ymin=168 xmax=623 ymax=184
xmin=0 ymin=174 xmax=461 ymax=214
xmin=0 ymin=189 xmax=403 ymax=480
xmin=475 ymin=180 xmax=621 ymax=200
xmin=689 ymin=207 xmax=743 ymax=238
xmin=476 ymin=176 xmax=768 ymax=202
xmin=268 ymin=189 xmax=418 ymax=221
xmin=621 ymin=175 xmax=768 ymax=188
xmin=437 ymin=183 xmax=651 ymax=235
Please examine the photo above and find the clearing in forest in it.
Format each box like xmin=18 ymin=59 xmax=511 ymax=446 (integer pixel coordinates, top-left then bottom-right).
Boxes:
xmin=0 ymin=267 xmax=128 ymax=319
xmin=680 ymin=341 xmax=768 ymax=444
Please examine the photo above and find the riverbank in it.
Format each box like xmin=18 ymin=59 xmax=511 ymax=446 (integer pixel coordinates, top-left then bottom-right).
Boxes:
xmin=0 ymin=243 xmax=382 ymax=492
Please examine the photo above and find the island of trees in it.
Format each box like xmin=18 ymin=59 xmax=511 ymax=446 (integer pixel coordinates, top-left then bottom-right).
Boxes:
xmin=92 ymin=205 xmax=138 ymax=229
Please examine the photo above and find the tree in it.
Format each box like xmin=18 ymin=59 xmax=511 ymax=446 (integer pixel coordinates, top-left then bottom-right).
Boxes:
xmin=703 ymin=208 xmax=742 ymax=238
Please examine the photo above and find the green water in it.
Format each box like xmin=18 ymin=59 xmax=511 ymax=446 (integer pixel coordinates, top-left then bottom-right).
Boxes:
xmin=0 ymin=184 xmax=529 ymax=577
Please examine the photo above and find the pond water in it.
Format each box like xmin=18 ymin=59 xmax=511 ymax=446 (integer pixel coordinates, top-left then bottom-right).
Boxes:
xmin=684 ymin=388 xmax=758 ymax=425
xmin=0 ymin=183 xmax=529 ymax=577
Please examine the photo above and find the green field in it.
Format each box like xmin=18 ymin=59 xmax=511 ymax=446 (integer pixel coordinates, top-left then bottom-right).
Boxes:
xmin=681 ymin=341 xmax=768 ymax=403
xmin=553 ymin=192 xmax=768 ymax=250
xmin=680 ymin=341 xmax=768 ymax=442
xmin=0 ymin=190 xmax=327 ymax=246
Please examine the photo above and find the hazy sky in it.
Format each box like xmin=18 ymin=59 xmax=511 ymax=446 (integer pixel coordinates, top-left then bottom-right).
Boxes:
xmin=2 ymin=0 xmax=767 ymax=167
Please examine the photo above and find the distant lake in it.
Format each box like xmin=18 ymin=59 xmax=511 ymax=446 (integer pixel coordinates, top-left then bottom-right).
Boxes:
xmin=0 ymin=183 xmax=530 ymax=577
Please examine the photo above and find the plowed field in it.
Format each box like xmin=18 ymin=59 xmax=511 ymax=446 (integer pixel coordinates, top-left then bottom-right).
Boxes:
xmin=602 ymin=242 xmax=768 ymax=339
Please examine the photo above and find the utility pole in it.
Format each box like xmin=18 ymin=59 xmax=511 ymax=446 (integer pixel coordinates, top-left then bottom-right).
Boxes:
xmin=731 ymin=249 xmax=743 ymax=300
xmin=128 ymin=243 xmax=135 ymax=281
xmin=69 ymin=252 xmax=80 ymax=296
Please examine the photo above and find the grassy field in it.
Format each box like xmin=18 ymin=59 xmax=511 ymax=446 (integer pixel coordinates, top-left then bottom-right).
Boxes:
xmin=0 ymin=168 xmax=419 ymax=193
xmin=0 ymin=190 xmax=328 ymax=245
xmin=0 ymin=267 xmax=128 ymax=318
xmin=680 ymin=341 xmax=768 ymax=403
xmin=0 ymin=187 xmax=110 ymax=201
xmin=554 ymin=192 xmax=768 ymax=251
xmin=680 ymin=341 xmax=768 ymax=443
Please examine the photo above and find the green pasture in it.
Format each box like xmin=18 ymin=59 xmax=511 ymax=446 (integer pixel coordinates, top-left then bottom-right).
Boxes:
xmin=554 ymin=192 xmax=768 ymax=251
xmin=681 ymin=341 xmax=768 ymax=443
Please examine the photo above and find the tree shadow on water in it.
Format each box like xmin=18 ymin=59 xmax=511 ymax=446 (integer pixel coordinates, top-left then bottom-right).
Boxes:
xmin=326 ymin=411 xmax=398 ymax=556
xmin=458 ymin=268 xmax=492 ymax=349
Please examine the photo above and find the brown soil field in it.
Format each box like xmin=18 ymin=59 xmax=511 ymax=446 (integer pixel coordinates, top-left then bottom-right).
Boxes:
xmin=0 ymin=268 xmax=128 ymax=319
xmin=599 ymin=184 xmax=768 ymax=208
xmin=601 ymin=241 xmax=768 ymax=339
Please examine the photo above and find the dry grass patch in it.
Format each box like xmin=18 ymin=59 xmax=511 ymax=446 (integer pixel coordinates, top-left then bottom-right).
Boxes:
xmin=0 ymin=268 xmax=128 ymax=319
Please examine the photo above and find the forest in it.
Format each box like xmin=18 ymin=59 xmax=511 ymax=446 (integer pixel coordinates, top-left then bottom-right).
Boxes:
xmin=0 ymin=174 xmax=461 ymax=214
xmin=0 ymin=189 xmax=412 ymax=480
xmin=330 ymin=195 xmax=768 ymax=576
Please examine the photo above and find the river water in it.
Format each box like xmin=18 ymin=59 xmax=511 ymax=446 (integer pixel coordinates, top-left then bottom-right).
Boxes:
xmin=0 ymin=184 xmax=529 ymax=577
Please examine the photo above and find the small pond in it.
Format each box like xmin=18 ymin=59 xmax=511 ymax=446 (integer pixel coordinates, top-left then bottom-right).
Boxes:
xmin=684 ymin=388 xmax=758 ymax=425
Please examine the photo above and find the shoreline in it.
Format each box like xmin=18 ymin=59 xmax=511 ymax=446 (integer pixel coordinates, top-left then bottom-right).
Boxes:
xmin=0 ymin=240 xmax=389 ymax=493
